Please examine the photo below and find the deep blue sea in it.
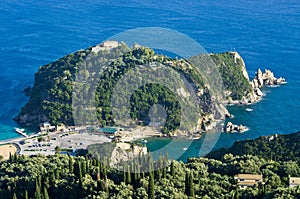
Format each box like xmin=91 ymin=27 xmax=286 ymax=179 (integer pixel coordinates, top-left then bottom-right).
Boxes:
xmin=0 ymin=0 xmax=299 ymax=160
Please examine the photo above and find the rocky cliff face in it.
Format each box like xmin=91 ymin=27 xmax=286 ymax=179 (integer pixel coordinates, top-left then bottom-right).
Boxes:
xmin=224 ymin=52 xmax=286 ymax=105
xmin=110 ymin=143 xmax=147 ymax=167
xmin=14 ymin=112 xmax=49 ymax=126
xmin=220 ymin=52 xmax=286 ymax=133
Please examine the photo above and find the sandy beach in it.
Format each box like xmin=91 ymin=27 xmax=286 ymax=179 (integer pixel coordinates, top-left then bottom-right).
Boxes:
xmin=120 ymin=126 xmax=162 ymax=142
xmin=0 ymin=144 xmax=18 ymax=160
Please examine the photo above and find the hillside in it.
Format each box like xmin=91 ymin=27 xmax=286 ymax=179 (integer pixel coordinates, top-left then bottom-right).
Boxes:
xmin=14 ymin=42 xmax=254 ymax=134
xmin=206 ymin=131 xmax=300 ymax=163
xmin=1 ymin=146 xmax=300 ymax=198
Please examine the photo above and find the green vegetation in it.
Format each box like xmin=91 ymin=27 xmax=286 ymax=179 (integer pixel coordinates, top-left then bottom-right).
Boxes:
xmin=17 ymin=44 xmax=253 ymax=133
xmin=207 ymin=131 xmax=300 ymax=164
xmin=211 ymin=52 xmax=252 ymax=100
xmin=1 ymin=143 xmax=300 ymax=198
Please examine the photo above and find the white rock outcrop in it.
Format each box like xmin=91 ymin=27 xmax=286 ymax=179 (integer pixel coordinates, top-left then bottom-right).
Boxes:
xmin=224 ymin=122 xmax=247 ymax=133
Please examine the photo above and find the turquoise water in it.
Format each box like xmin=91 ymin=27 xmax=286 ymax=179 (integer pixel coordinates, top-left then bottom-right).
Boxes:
xmin=0 ymin=1 xmax=299 ymax=159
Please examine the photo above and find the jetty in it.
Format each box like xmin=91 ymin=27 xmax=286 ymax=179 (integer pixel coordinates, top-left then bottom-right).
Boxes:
xmin=14 ymin=128 xmax=28 ymax=138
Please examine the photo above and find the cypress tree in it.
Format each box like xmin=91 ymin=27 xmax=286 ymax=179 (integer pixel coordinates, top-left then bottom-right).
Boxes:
xmin=24 ymin=190 xmax=28 ymax=199
xmin=43 ymin=176 xmax=50 ymax=189
xmin=34 ymin=178 xmax=42 ymax=199
xmin=85 ymin=156 xmax=90 ymax=174
xmin=233 ymin=189 xmax=240 ymax=199
xmin=9 ymin=152 xmax=13 ymax=162
xmin=170 ymin=161 xmax=175 ymax=178
xmin=68 ymin=155 xmax=74 ymax=173
xmin=82 ymin=160 xmax=87 ymax=176
xmin=49 ymin=171 xmax=55 ymax=187
xmin=74 ymin=161 xmax=82 ymax=180
xmin=14 ymin=153 xmax=18 ymax=161
xmin=162 ymin=167 xmax=166 ymax=179
xmin=137 ymin=165 xmax=141 ymax=180
xmin=148 ymin=173 xmax=155 ymax=199
xmin=189 ymin=172 xmax=195 ymax=197
xmin=55 ymin=168 xmax=60 ymax=180
xmin=38 ymin=174 xmax=42 ymax=189
xmin=126 ymin=166 xmax=131 ymax=184
xmin=185 ymin=171 xmax=195 ymax=197
xmin=185 ymin=172 xmax=189 ymax=196
xmin=103 ymin=164 xmax=107 ymax=180
xmin=97 ymin=166 xmax=101 ymax=181
xmin=79 ymin=163 xmax=83 ymax=184
xmin=43 ymin=186 xmax=49 ymax=199
xmin=123 ymin=165 xmax=127 ymax=183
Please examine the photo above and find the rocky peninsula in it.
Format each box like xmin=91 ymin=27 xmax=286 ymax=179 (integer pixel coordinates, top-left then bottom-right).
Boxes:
xmin=14 ymin=42 xmax=285 ymax=136
xmin=223 ymin=67 xmax=286 ymax=133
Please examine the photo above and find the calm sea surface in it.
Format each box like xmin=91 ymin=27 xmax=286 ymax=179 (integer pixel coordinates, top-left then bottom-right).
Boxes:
xmin=0 ymin=0 xmax=299 ymax=160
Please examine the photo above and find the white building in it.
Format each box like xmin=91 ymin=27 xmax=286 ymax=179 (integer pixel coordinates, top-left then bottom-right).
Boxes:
xmin=235 ymin=174 xmax=264 ymax=189
xmin=289 ymin=177 xmax=300 ymax=188
xmin=91 ymin=40 xmax=119 ymax=53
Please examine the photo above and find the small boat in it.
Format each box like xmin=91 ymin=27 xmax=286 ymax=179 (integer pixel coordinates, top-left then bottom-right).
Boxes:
xmin=14 ymin=128 xmax=28 ymax=137
xmin=141 ymin=139 xmax=148 ymax=144
xmin=245 ymin=108 xmax=253 ymax=112
xmin=183 ymin=147 xmax=188 ymax=151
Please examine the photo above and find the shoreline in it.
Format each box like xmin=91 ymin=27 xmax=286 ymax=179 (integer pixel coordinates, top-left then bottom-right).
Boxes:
xmin=0 ymin=74 xmax=286 ymax=158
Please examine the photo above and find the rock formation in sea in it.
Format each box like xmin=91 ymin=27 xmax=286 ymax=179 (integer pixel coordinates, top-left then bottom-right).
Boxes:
xmin=225 ymin=53 xmax=286 ymax=105
xmin=224 ymin=122 xmax=247 ymax=133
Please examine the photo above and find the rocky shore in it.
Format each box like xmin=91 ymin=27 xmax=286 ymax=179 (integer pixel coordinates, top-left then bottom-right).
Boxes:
xmin=222 ymin=52 xmax=286 ymax=133
xmin=228 ymin=68 xmax=286 ymax=105
xmin=224 ymin=67 xmax=286 ymax=133
xmin=223 ymin=122 xmax=247 ymax=133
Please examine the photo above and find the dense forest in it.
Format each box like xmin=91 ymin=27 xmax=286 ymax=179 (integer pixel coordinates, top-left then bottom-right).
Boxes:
xmin=207 ymin=131 xmax=300 ymax=164
xmin=16 ymin=43 xmax=253 ymax=134
xmin=210 ymin=52 xmax=252 ymax=100
xmin=1 ymin=138 xmax=300 ymax=199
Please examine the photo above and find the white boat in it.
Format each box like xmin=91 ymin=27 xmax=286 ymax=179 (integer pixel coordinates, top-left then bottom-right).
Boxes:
xmin=14 ymin=128 xmax=28 ymax=137
xmin=183 ymin=147 xmax=188 ymax=151
xmin=141 ymin=139 xmax=148 ymax=143
xmin=245 ymin=108 xmax=253 ymax=112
